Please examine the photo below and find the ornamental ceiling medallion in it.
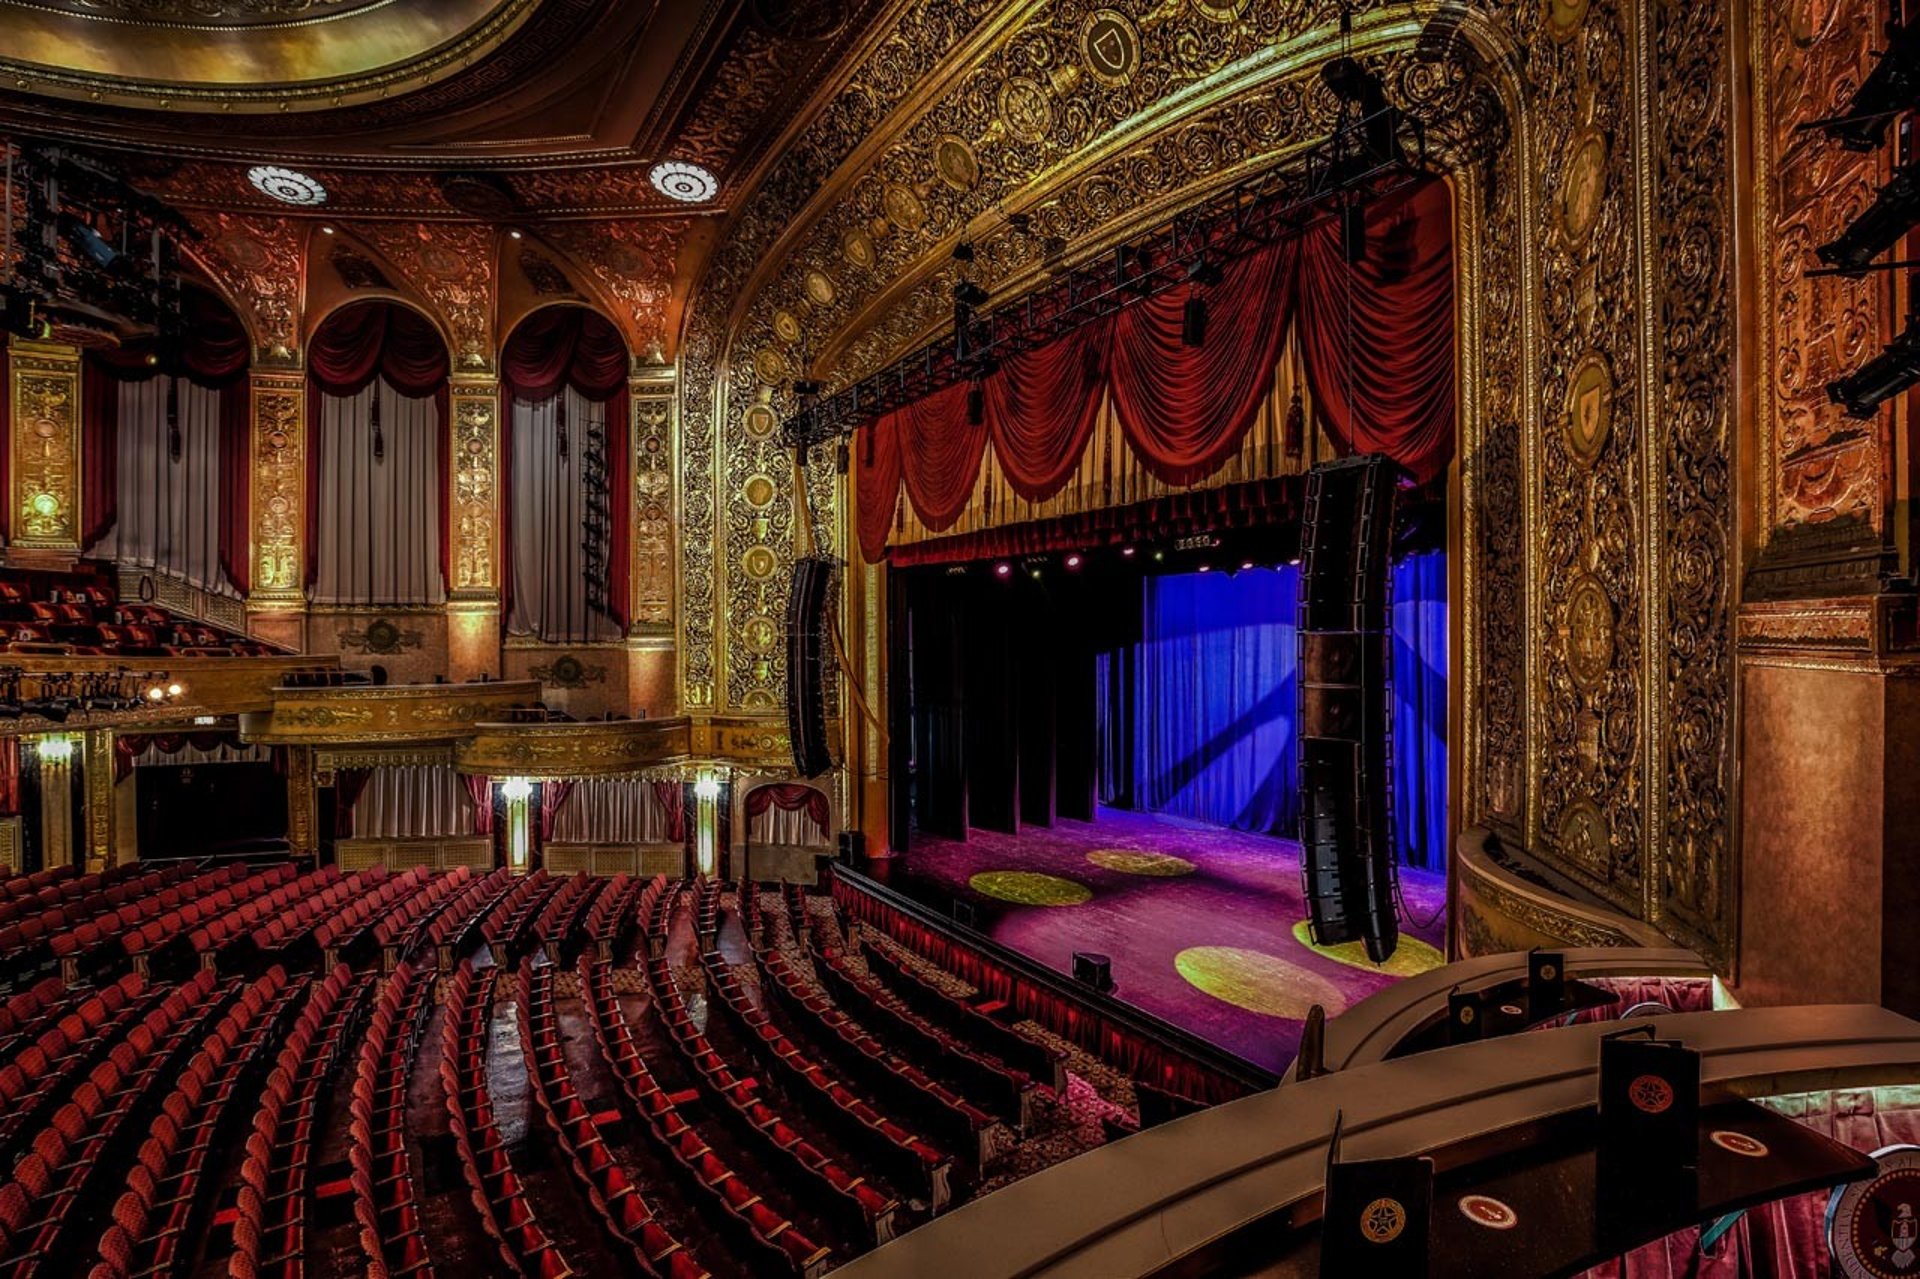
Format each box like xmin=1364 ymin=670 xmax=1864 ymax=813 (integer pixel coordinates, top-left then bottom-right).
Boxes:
xmin=742 ymin=403 xmax=778 ymax=439
xmin=998 ymin=76 xmax=1053 ymax=144
xmin=1564 ymin=352 xmax=1613 ymax=465
xmin=1558 ymin=127 xmax=1608 ymax=246
xmin=773 ymin=310 xmax=803 ymax=343
xmin=741 ymin=545 xmax=778 ymax=579
xmin=804 ymin=269 xmax=837 ymax=307
xmin=881 ymin=182 xmax=927 ymax=231
xmin=934 ymin=135 xmax=979 ymax=192
xmin=842 ymin=228 xmax=877 ymax=269
xmin=1080 ymin=10 xmax=1142 ymax=89
xmin=755 ymin=347 xmax=790 ymax=385
xmin=743 ymin=475 xmax=778 ymax=508
xmin=1564 ymin=573 xmax=1615 ymax=694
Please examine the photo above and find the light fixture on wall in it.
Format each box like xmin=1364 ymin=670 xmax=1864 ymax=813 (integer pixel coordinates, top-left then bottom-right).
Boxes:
xmin=35 ymin=736 xmax=74 ymax=762
xmin=693 ymin=773 xmax=722 ymax=800
xmin=500 ymin=777 xmax=534 ymax=802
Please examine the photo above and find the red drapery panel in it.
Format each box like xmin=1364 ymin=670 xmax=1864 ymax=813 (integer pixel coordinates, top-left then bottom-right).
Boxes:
xmin=1296 ymin=177 xmax=1455 ymax=485
xmin=539 ymin=779 xmax=575 ymax=840
xmin=986 ymin=317 xmax=1113 ymax=501
xmin=462 ymin=774 xmax=495 ymax=835
xmin=113 ymin=729 xmax=238 ymax=782
xmin=218 ymin=383 xmax=250 ymax=593
xmin=745 ymin=783 xmax=830 ymax=834
xmin=0 ymin=739 xmax=18 ymax=818
xmin=500 ymin=307 xmax=628 ymax=403
xmin=895 ymin=380 xmax=985 ymax=533
xmin=80 ymin=358 xmax=118 ymax=548
xmin=1109 ymin=237 xmax=1297 ymax=486
xmin=333 ymin=766 xmax=373 ymax=838
xmin=652 ymin=780 xmax=687 ymax=844
xmin=855 ymin=415 xmax=902 ymax=563
xmin=303 ymin=301 xmax=451 ymax=590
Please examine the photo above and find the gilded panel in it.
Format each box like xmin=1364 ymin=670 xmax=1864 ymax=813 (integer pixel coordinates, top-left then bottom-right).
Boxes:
xmin=453 ymin=717 xmax=691 ymax=778
xmin=250 ymin=375 xmax=305 ymax=600
xmin=245 ymin=680 xmax=542 ymax=745
xmin=450 ymin=381 xmax=499 ymax=596
xmin=633 ymin=391 xmax=676 ymax=631
xmin=189 ymin=212 xmax=306 ymax=367
xmin=9 ymin=342 xmax=80 ymax=548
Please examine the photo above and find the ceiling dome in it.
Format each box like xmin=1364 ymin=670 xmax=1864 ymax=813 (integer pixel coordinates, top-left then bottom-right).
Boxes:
xmin=0 ymin=0 xmax=528 ymax=112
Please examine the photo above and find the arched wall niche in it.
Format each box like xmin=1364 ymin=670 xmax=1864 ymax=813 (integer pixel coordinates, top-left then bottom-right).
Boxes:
xmin=675 ymin=0 xmax=1740 ymax=970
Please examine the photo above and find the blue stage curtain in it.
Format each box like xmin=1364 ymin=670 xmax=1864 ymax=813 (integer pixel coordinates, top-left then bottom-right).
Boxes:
xmin=1103 ymin=555 xmax=1447 ymax=866
xmin=1391 ymin=552 xmax=1449 ymax=869
xmin=1130 ymin=567 xmax=1301 ymax=835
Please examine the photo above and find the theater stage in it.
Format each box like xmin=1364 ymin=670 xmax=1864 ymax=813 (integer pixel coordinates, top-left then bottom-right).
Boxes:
xmin=891 ymin=807 xmax=1449 ymax=1074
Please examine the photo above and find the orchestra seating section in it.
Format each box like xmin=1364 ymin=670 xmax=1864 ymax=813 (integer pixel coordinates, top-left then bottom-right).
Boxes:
xmin=0 ymin=566 xmax=279 ymax=658
xmin=0 ymin=865 xmax=1122 ymax=1278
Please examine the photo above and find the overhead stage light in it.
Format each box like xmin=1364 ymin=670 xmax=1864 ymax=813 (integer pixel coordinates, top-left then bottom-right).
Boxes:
xmin=1815 ymin=160 xmax=1920 ymax=275
xmin=1121 ymin=546 xmax=1136 ymax=558
xmin=1828 ymin=313 xmax=1920 ymax=418
xmin=650 ymin=161 xmax=718 ymax=204
xmin=1065 ymin=554 xmax=1082 ymax=570
xmin=1819 ymin=17 xmax=1920 ymax=151
xmin=248 ymin=165 xmax=328 ymax=207
xmin=995 ymin=562 xmax=1012 ymax=578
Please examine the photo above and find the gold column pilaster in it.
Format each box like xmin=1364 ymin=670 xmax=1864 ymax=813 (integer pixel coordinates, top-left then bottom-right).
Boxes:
xmin=449 ymin=375 xmax=502 ymax=681
xmin=247 ymin=370 xmax=308 ymax=647
xmin=9 ymin=340 xmax=82 ymax=555
xmin=631 ymin=370 xmax=677 ymax=714
xmin=287 ymin=744 xmax=316 ymax=860
xmin=84 ymin=728 xmax=114 ymax=871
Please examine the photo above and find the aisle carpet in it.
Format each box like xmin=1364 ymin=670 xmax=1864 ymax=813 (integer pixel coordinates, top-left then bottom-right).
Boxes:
xmin=897 ymin=808 xmax=1449 ymax=1074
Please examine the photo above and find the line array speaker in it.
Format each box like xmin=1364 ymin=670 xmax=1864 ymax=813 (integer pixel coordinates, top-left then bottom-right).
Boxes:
xmin=785 ymin=555 xmax=837 ymax=778
xmin=1296 ymin=454 xmax=1400 ymax=963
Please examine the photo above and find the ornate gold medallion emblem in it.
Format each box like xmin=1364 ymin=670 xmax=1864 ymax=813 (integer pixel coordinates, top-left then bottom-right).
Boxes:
xmin=1081 ymin=10 xmax=1141 ymax=88
xmin=1545 ymin=0 xmax=1591 ymax=42
xmin=743 ymin=403 xmax=777 ymax=439
xmin=1360 ymin=1197 xmax=1407 ymax=1244
xmin=842 ymin=227 xmax=875 ymax=269
xmin=1559 ymin=128 xmax=1608 ymax=246
xmin=1629 ymin=1073 xmax=1675 ymax=1115
xmin=805 ymin=269 xmax=837 ymax=306
xmin=1564 ymin=573 xmax=1614 ymax=692
xmin=935 ymin=135 xmax=978 ymax=191
xmin=999 ymin=77 xmax=1053 ymax=144
xmin=1565 ymin=352 xmax=1613 ymax=465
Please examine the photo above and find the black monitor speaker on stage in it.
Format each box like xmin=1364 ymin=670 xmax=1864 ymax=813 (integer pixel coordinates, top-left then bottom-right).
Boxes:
xmin=1072 ymin=951 xmax=1113 ymax=993
xmin=786 ymin=555 xmax=837 ymax=778
xmin=1297 ymin=455 xmax=1400 ymax=963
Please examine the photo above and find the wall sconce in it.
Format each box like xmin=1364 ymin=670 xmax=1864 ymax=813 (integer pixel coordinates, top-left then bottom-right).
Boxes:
xmin=500 ymin=777 xmax=534 ymax=802
xmin=35 ymin=736 xmax=75 ymax=762
xmin=693 ymin=774 xmax=722 ymax=800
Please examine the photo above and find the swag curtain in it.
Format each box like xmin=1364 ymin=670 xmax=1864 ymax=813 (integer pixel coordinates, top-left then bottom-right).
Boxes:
xmin=745 ymin=783 xmax=831 ymax=847
xmin=547 ymin=776 xmax=676 ymax=844
xmin=1098 ymin=554 xmax=1446 ymax=865
xmin=113 ymin=729 xmax=254 ymax=782
xmin=79 ymin=290 xmax=251 ymax=588
xmin=462 ymin=774 xmax=495 ymax=836
xmin=501 ymin=307 xmax=632 ymax=639
xmin=305 ymin=301 xmax=450 ymax=602
xmin=855 ymin=176 xmax=1453 ymax=559
xmin=353 ymin=764 xmax=476 ymax=839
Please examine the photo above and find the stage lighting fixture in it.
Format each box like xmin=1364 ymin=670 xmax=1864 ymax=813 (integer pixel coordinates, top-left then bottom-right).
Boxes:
xmin=1828 ymin=313 xmax=1920 ymax=418
xmin=1065 ymin=554 xmax=1083 ymax=569
xmin=1815 ymin=160 xmax=1920 ymax=275
xmin=1820 ymin=17 xmax=1920 ymax=151
xmin=1198 ymin=564 xmax=1212 ymax=573
xmin=995 ymin=562 xmax=1012 ymax=578
xmin=1030 ymin=568 xmax=1043 ymax=579
xmin=1121 ymin=546 xmax=1137 ymax=557
xmin=1181 ymin=293 xmax=1207 ymax=348
xmin=320 ymin=225 xmax=335 ymax=236
xmin=1241 ymin=560 xmax=1255 ymax=571
xmin=1153 ymin=550 xmax=1165 ymax=562
xmin=1 ymin=287 xmax=48 ymax=341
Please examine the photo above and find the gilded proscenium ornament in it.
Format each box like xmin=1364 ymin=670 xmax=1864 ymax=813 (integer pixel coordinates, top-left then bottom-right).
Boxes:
xmin=244 ymin=680 xmax=542 ymax=745
xmin=449 ymin=380 xmax=499 ymax=596
xmin=249 ymin=374 xmax=305 ymax=601
xmin=9 ymin=341 xmax=80 ymax=548
xmin=188 ymin=212 xmax=305 ymax=367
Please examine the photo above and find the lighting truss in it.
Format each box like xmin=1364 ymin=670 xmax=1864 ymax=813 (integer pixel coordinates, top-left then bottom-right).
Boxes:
xmin=782 ymin=105 xmax=1429 ymax=451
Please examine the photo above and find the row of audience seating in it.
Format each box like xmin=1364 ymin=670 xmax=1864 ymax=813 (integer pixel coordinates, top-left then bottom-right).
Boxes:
xmin=479 ymin=870 xmax=564 ymax=965
xmin=518 ymin=959 xmax=712 ymax=1279
xmin=349 ymin=962 xmax=438 ymax=1279
xmin=0 ymin=576 xmax=274 ymax=658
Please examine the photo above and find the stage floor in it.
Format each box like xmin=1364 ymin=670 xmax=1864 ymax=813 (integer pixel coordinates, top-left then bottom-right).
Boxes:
xmin=895 ymin=807 xmax=1449 ymax=1074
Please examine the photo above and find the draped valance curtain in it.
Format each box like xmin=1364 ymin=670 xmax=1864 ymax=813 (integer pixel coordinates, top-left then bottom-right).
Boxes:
xmin=857 ymin=177 xmax=1453 ymax=561
xmin=745 ymin=783 xmax=831 ymax=847
xmin=501 ymin=307 xmax=632 ymax=641
xmin=80 ymin=289 xmax=251 ymax=591
xmin=305 ymin=302 xmax=450 ymax=606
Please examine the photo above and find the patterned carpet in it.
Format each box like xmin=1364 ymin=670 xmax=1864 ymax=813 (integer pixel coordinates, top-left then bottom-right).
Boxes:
xmin=895 ymin=808 xmax=1449 ymax=1074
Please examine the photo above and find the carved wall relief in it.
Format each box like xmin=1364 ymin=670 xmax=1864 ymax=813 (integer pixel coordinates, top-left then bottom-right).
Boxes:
xmin=449 ymin=382 xmax=499 ymax=596
xmin=633 ymin=390 xmax=676 ymax=632
xmin=249 ymin=375 xmax=305 ymax=601
xmin=8 ymin=342 xmax=80 ymax=548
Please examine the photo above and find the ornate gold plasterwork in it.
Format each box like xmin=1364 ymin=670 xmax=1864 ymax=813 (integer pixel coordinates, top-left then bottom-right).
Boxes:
xmin=355 ymin=222 xmax=495 ymax=372
xmin=449 ymin=381 xmax=499 ymax=596
xmin=453 ymin=716 xmax=690 ymax=778
xmin=245 ymin=679 xmax=540 ymax=744
xmin=249 ymin=374 xmax=305 ymax=600
xmin=632 ymin=390 xmax=675 ymax=632
xmin=188 ymin=212 xmax=305 ymax=367
xmin=285 ymin=744 xmax=314 ymax=857
xmin=85 ymin=728 xmax=113 ymax=869
xmin=9 ymin=341 xmax=80 ymax=548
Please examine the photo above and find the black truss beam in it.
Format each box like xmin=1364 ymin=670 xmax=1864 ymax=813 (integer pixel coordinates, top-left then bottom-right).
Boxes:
xmin=783 ymin=106 xmax=1429 ymax=451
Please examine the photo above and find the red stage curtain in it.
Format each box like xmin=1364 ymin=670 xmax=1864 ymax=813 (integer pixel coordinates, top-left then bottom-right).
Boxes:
xmin=462 ymin=774 xmax=495 ymax=835
xmin=85 ymin=289 xmax=251 ymax=387
xmin=895 ymin=380 xmax=985 ymax=533
xmin=218 ymin=383 xmax=250 ymax=594
xmin=986 ymin=317 xmax=1112 ymax=501
xmin=1109 ymin=237 xmax=1297 ymax=486
xmin=652 ymin=780 xmax=687 ymax=844
xmin=745 ymin=782 xmax=830 ymax=833
xmin=113 ymin=729 xmax=237 ymax=782
xmin=81 ymin=358 xmax=118 ymax=549
xmin=1297 ymin=177 xmax=1455 ymax=485
xmin=334 ymin=766 xmax=373 ymax=838
xmin=500 ymin=307 xmax=628 ymax=402
xmin=304 ymin=301 xmax=451 ymax=590
xmin=539 ymin=779 xmax=575 ymax=840
xmin=855 ymin=415 xmax=902 ymax=563
xmin=0 ymin=739 xmax=19 ymax=817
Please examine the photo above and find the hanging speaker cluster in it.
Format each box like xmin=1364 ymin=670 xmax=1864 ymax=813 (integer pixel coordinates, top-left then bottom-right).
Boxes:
xmin=786 ymin=556 xmax=838 ymax=778
xmin=1297 ymin=454 xmax=1400 ymax=963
